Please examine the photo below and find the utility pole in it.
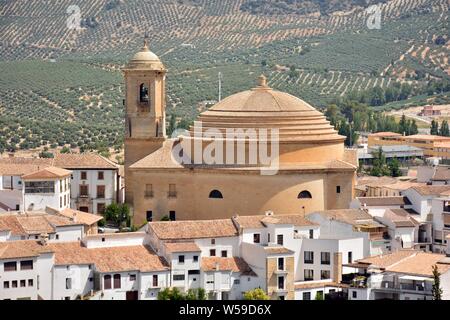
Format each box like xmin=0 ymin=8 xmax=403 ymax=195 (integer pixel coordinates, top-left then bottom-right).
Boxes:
xmin=218 ymin=72 xmax=222 ymax=102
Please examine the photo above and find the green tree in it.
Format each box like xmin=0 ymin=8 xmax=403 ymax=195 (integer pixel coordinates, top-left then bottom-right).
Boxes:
xmin=439 ymin=120 xmax=450 ymax=137
xmin=160 ymin=215 xmax=170 ymax=221
xmin=370 ymin=147 xmax=390 ymax=177
xmin=243 ymin=288 xmax=270 ymax=300
xmin=388 ymin=158 xmax=401 ymax=177
xmin=430 ymin=120 xmax=439 ymax=135
xmin=432 ymin=264 xmax=442 ymax=300
xmin=60 ymin=146 xmax=71 ymax=154
xmin=399 ymin=114 xmax=407 ymax=134
xmin=104 ymin=203 xmax=120 ymax=223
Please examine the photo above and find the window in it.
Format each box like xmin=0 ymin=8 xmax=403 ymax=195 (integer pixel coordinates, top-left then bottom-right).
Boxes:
xmin=153 ymin=275 xmax=158 ymax=287
xmin=146 ymin=211 xmax=153 ymax=222
xmin=113 ymin=274 xmax=121 ymax=289
xmin=279 ymin=295 xmax=285 ymax=300
xmin=278 ymin=257 xmax=285 ymax=271
xmin=278 ymin=276 xmax=285 ymax=290
xmin=304 ymin=251 xmax=314 ymax=264
xmin=104 ymin=275 xmax=111 ymax=289
xmin=352 ymin=291 xmax=357 ymax=299
xmin=211 ymin=239 xmax=216 ymax=245
xmin=145 ymin=184 xmax=153 ymax=197
xmin=321 ymin=252 xmax=331 ymax=265
xmin=20 ymin=260 xmax=33 ymax=270
xmin=234 ymin=279 xmax=240 ymax=285
xmin=277 ymin=234 xmax=283 ymax=245
xmin=268 ymin=233 xmax=270 ymax=243
xmin=81 ymin=172 xmax=87 ymax=180
xmin=24 ymin=181 xmax=55 ymax=194
xmin=129 ymin=274 xmax=136 ymax=281
xmin=348 ymin=252 xmax=353 ymax=264
xmin=173 ymin=274 xmax=185 ymax=281
xmin=98 ymin=171 xmax=104 ymax=180
xmin=97 ymin=203 xmax=105 ymax=214
xmin=169 ymin=211 xmax=176 ymax=221
xmin=209 ymin=190 xmax=223 ymax=199
xmin=302 ymin=292 xmax=311 ymax=300
xmin=60 ymin=196 xmax=62 ymax=208
xmin=221 ymin=250 xmax=227 ymax=258
xmin=3 ymin=281 xmax=9 ymax=289
xmin=210 ymin=249 xmax=216 ymax=257
xmin=321 ymin=270 xmax=331 ymax=280
xmin=66 ymin=278 xmax=72 ymax=290
xmin=65 ymin=297 xmax=70 ymax=300
xmin=168 ymin=184 xmax=177 ymax=198
xmin=178 ymin=255 xmax=185 ymax=264
xmin=304 ymin=269 xmax=314 ymax=281
xmin=12 ymin=281 xmax=17 ymax=288
xmin=139 ymin=83 xmax=149 ymax=103
xmin=309 ymin=229 xmax=314 ymax=239
xmin=79 ymin=185 xmax=88 ymax=196
xmin=253 ymin=233 xmax=260 ymax=244
xmin=56 ymin=234 xmax=59 ymax=240
xmin=4 ymin=261 xmax=17 ymax=272
xmin=298 ymin=190 xmax=312 ymax=199
xmin=20 ymin=280 xmax=26 ymax=287
xmin=336 ymin=186 xmax=341 ymax=194
xmin=97 ymin=185 xmax=105 ymax=198
xmin=193 ymin=256 xmax=198 ymax=262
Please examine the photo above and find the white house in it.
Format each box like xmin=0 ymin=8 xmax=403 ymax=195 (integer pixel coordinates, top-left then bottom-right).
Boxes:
xmin=347 ymin=250 xmax=450 ymax=300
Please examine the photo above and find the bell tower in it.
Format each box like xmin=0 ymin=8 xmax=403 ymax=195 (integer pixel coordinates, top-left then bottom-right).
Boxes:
xmin=123 ymin=39 xmax=166 ymax=203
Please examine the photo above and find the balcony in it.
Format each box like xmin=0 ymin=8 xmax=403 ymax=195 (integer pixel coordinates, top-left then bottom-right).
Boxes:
xmin=274 ymin=268 xmax=288 ymax=275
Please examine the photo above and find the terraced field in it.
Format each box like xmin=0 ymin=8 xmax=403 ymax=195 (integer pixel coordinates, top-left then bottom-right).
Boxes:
xmin=0 ymin=0 xmax=449 ymax=153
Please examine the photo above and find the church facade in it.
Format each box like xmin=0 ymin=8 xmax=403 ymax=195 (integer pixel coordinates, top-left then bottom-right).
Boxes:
xmin=124 ymin=42 xmax=357 ymax=226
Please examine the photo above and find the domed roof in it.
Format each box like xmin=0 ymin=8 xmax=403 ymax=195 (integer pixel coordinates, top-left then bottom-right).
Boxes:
xmin=190 ymin=75 xmax=344 ymax=143
xmin=124 ymin=39 xmax=165 ymax=71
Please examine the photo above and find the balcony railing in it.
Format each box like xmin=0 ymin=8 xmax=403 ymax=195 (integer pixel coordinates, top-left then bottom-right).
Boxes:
xmin=144 ymin=191 xmax=154 ymax=198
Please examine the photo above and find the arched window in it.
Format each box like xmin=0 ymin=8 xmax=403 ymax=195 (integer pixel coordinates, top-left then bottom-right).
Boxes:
xmin=104 ymin=275 xmax=111 ymax=290
xmin=298 ymin=191 xmax=312 ymax=199
xmin=209 ymin=190 xmax=223 ymax=199
xmin=139 ymin=83 xmax=149 ymax=103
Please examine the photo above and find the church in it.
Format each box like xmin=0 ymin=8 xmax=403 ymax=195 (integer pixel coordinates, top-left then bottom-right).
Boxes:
xmin=123 ymin=41 xmax=357 ymax=226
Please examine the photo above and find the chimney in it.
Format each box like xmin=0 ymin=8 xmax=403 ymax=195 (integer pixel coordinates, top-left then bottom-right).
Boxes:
xmin=265 ymin=210 xmax=274 ymax=216
xmin=39 ymin=233 xmax=49 ymax=246
xmin=72 ymin=212 xmax=77 ymax=223
xmin=8 ymin=152 xmax=14 ymax=158
xmin=215 ymin=262 xmax=220 ymax=271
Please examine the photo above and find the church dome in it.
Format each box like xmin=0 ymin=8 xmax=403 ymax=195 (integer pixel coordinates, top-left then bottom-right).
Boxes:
xmin=124 ymin=39 xmax=165 ymax=71
xmin=191 ymin=75 xmax=344 ymax=143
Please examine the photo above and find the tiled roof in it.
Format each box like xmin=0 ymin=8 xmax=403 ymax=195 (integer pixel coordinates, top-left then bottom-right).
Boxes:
xmin=21 ymin=166 xmax=72 ymax=180
xmin=409 ymin=185 xmax=450 ymax=196
xmin=163 ymin=242 xmax=201 ymax=253
xmin=201 ymin=257 xmax=256 ymax=275
xmin=358 ymin=251 xmax=450 ymax=277
xmin=403 ymin=134 xmax=450 ymax=141
xmin=308 ymin=209 xmax=383 ymax=228
xmin=264 ymin=246 xmax=294 ymax=255
xmin=432 ymin=166 xmax=450 ymax=181
xmin=0 ymin=240 xmax=53 ymax=259
xmin=49 ymin=242 xmax=169 ymax=272
xmin=148 ymin=219 xmax=238 ymax=240
xmin=53 ymin=153 xmax=118 ymax=169
xmin=232 ymin=214 xmax=317 ymax=229
xmin=0 ymin=212 xmax=83 ymax=236
xmin=358 ymin=196 xmax=411 ymax=206
xmin=0 ymin=157 xmax=53 ymax=175
xmin=56 ymin=208 xmax=103 ymax=225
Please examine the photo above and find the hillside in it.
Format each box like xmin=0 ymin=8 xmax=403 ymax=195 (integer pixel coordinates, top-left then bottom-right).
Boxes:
xmin=0 ymin=0 xmax=449 ymax=154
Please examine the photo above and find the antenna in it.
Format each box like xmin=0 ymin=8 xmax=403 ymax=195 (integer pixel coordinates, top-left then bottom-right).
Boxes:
xmin=218 ymin=72 xmax=222 ymax=102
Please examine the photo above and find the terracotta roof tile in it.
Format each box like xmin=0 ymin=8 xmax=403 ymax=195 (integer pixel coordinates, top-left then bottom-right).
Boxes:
xmin=410 ymin=185 xmax=450 ymax=196
xmin=0 ymin=240 xmax=53 ymax=259
xmin=264 ymin=246 xmax=294 ymax=255
xmin=357 ymin=196 xmax=411 ymax=206
xmin=53 ymin=153 xmax=118 ymax=169
xmin=294 ymin=281 xmax=348 ymax=290
xmin=233 ymin=214 xmax=317 ymax=230
xmin=308 ymin=209 xmax=384 ymax=228
xmin=56 ymin=208 xmax=103 ymax=225
xmin=0 ymin=158 xmax=53 ymax=176
xmin=163 ymin=242 xmax=201 ymax=253
xmin=201 ymin=257 xmax=256 ymax=275
xmin=148 ymin=219 xmax=238 ymax=240
xmin=21 ymin=166 xmax=71 ymax=180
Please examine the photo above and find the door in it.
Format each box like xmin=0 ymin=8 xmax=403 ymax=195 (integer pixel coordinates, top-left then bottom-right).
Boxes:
xmin=126 ymin=291 xmax=138 ymax=300
xmin=79 ymin=206 xmax=89 ymax=212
